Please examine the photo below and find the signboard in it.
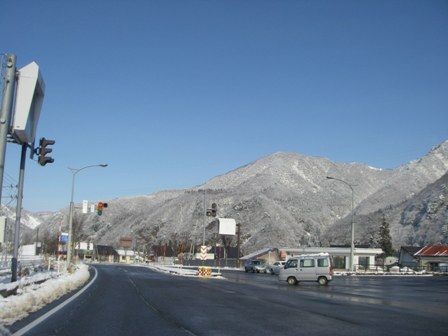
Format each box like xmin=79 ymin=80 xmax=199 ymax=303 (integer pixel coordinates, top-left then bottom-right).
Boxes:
xmin=218 ymin=218 xmax=236 ymax=236
xmin=200 ymin=245 xmax=208 ymax=261
xmin=90 ymin=204 xmax=95 ymax=213
xmin=119 ymin=236 xmax=133 ymax=249
xmin=11 ymin=62 xmax=45 ymax=144
xmin=82 ymin=200 xmax=88 ymax=214
xmin=59 ymin=232 xmax=69 ymax=244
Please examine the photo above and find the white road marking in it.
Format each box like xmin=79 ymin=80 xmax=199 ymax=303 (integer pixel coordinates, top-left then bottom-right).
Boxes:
xmin=12 ymin=266 xmax=98 ymax=336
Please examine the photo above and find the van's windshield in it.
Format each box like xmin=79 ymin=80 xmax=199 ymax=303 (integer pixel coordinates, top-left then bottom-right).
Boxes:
xmin=285 ymin=259 xmax=298 ymax=269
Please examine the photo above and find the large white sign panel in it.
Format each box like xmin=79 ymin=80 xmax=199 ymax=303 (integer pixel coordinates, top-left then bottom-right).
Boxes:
xmin=12 ymin=61 xmax=45 ymax=144
xmin=82 ymin=200 xmax=88 ymax=214
xmin=218 ymin=218 xmax=236 ymax=236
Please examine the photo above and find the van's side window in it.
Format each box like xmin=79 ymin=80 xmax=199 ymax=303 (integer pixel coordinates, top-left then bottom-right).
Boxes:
xmin=300 ymin=259 xmax=315 ymax=267
xmin=285 ymin=259 xmax=298 ymax=269
xmin=318 ymin=258 xmax=329 ymax=267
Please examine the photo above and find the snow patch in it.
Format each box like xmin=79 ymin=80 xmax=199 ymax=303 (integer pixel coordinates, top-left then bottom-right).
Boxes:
xmin=0 ymin=264 xmax=90 ymax=325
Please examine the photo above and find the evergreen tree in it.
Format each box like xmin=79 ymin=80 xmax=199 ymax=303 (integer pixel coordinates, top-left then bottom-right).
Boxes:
xmin=379 ymin=213 xmax=394 ymax=256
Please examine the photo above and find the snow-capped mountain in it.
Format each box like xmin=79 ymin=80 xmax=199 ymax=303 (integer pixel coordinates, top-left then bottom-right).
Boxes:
xmin=1 ymin=205 xmax=44 ymax=230
xmin=32 ymin=140 xmax=448 ymax=253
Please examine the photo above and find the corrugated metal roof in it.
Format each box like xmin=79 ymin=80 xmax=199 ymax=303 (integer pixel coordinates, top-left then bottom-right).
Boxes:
xmin=414 ymin=245 xmax=448 ymax=257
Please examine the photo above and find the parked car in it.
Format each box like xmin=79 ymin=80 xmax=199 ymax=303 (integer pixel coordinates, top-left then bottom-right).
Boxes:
xmin=244 ymin=260 xmax=267 ymax=273
xmin=268 ymin=261 xmax=286 ymax=275
xmin=279 ymin=253 xmax=333 ymax=285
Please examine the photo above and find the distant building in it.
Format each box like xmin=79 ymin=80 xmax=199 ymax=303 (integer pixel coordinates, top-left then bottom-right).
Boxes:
xmin=95 ymin=245 xmax=119 ymax=263
xmin=280 ymin=246 xmax=383 ymax=271
xmin=398 ymin=246 xmax=422 ymax=268
xmin=240 ymin=248 xmax=280 ymax=263
xmin=414 ymin=245 xmax=448 ymax=272
xmin=116 ymin=249 xmax=135 ymax=263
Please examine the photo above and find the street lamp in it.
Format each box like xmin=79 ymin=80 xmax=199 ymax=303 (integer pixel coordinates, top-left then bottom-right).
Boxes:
xmin=326 ymin=176 xmax=356 ymax=272
xmin=66 ymin=164 xmax=108 ymax=269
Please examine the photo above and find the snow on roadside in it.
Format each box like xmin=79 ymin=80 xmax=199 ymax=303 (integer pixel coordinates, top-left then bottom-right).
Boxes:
xmin=0 ymin=264 xmax=90 ymax=326
xmin=144 ymin=264 xmax=224 ymax=279
xmin=0 ymin=271 xmax=59 ymax=291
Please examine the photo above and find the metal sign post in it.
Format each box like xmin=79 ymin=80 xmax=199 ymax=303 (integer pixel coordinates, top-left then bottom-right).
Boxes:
xmin=11 ymin=144 xmax=27 ymax=282
xmin=0 ymin=54 xmax=17 ymax=204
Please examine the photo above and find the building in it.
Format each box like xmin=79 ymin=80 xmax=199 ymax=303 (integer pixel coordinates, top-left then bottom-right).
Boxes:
xmin=240 ymin=248 xmax=280 ymax=264
xmin=117 ymin=249 xmax=135 ymax=263
xmin=398 ymin=246 xmax=422 ymax=268
xmin=95 ymin=245 xmax=119 ymax=263
xmin=414 ymin=245 xmax=448 ymax=272
xmin=280 ymin=246 xmax=383 ymax=271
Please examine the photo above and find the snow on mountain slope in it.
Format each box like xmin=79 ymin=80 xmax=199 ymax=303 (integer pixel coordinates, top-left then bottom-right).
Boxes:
xmin=31 ymin=140 xmax=448 ymax=253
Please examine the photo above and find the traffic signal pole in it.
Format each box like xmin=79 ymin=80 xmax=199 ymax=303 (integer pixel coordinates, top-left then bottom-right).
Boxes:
xmin=0 ymin=54 xmax=16 ymax=204
xmin=11 ymin=144 xmax=27 ymax=282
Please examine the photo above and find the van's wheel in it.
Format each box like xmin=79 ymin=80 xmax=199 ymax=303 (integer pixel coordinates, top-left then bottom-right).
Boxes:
xmin=287 ymin=277 xmax=297 ymax=286
xmin=318 ymin=277 xmax=328 ymax=286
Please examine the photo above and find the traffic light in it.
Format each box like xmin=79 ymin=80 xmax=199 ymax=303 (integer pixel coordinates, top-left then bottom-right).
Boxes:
xmin=97 ymin=202 xmax=104 ymax=215
xmin=206 ymin=203 xmax=217 ymax=217
xmin=38 ymin=137 xmax=55 ymax=166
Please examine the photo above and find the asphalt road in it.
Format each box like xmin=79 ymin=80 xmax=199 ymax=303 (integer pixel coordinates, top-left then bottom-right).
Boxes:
xmin=13 ymin=264 xmax=448 ymax=336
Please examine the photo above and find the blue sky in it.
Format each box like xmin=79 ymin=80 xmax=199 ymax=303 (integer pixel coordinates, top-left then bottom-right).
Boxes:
xmin=1 ymin=0 xmax=447 ymax=212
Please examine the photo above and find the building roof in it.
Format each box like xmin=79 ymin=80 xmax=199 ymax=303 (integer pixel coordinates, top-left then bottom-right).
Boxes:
xmin=400 ymin=246 xmax=422 ymax=256
xmin=116 ymin=249 xmax=135 ymax=256
xmin=414 ymin=245 xmax=448 ymax=257
xmin=281 ymin=247 xmax=383 ymax=255
xmin=241 ymin=248 xmax=278 ymax=260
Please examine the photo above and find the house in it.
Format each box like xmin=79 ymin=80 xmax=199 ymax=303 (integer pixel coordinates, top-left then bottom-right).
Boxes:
xmin=116 ymin=249 xmax=135 ymax=263
xmin=95 ymin=245 xmax=119 ymax=263
xmin=414 ymin=245 xmax=448 ymax=272
xmin=74 ymin=241 xmax=94 ymax=260
xmin=398 ymin=246 xmax=422 ymax=268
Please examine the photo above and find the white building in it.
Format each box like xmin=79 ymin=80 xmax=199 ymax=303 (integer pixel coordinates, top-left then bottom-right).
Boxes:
xmin=280 ymin=247 xmax=383 ymax=271
xmin=116 ymin=249 xmax=135 ymax=263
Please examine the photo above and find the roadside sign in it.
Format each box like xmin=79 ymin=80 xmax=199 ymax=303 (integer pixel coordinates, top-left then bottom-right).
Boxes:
xmin=82 ymin=200 xmax=88 ymax=214
xmin=59 ymin=232 xmax=69 ymax=244
xmin=11 ymin=62 xmax=45 ymax=144
xmin=90 ymin=204 xmax=95 ymax=213
xmin=200 ymin=245 xmax=208 ymax=260
xmin=218 ymin=218 xmax=236 ymax=235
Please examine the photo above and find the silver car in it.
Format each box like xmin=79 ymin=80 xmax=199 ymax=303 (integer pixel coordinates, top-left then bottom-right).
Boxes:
xmin=244 ymin=260 xmax=267 ymax=273
xmin=279 ymin=253 xmax=333 ymax=285
xmin=268 ymin=261 xmax=286 ymax=275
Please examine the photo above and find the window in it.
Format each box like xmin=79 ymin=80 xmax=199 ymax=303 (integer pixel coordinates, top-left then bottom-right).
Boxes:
xmin=359 ymin=256 xmax=369 ymax=268
xmin=317 ymin=258 xmax=329 ymax=267
xmin=285 ymin=259 xmax=298 ymax=269
xmin=332 ymin=256 xmax=346 ymax=269
xmin=300 ymin=259 xmax=315 ymax=267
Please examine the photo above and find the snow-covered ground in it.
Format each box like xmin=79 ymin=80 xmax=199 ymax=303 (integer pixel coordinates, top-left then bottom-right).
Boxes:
xmin=0 ymin=264 xmax=90 ymax=325
xmin=0 ymin=270 xmax=59 ymax=292
xmin=136 ymin=263 xmax=224 ymax=279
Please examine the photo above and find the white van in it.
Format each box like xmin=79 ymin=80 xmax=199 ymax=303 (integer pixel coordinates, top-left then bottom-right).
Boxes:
xmin=278 ymin=253 xmax=333 ymax=285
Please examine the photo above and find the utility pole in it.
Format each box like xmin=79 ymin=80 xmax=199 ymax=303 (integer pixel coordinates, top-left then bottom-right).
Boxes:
xmin=327 ymin=176 xmax=356 ymax=272
xmin=0 ymin=54 xmax=17 ymax=203
xmin=236 ymin=223 xmax=241 ymax=268
xmin=11 ymin=144 xmax=27 ymax=282
xmin=202 ymin=189 xmax=206 ymax=246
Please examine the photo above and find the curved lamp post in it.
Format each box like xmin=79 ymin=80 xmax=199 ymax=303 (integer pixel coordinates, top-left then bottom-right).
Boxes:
xmin=66 ymin=164 xmax=108 ymax=269
xmin=326 ymin=176 xmax=356 ymax=272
